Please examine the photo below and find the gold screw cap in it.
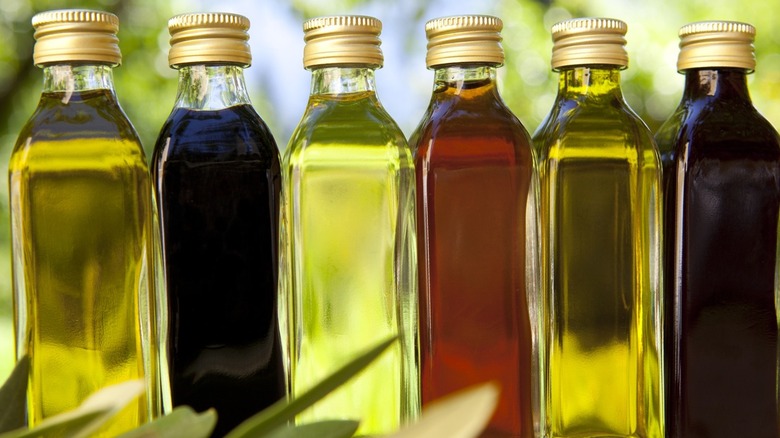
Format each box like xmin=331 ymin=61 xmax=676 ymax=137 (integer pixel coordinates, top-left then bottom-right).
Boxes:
xmin=550 ymin=17 xmax=628 ymax=70
xmin=32 ymin=9 xmax=121 ymax=66
xmin=168 ymin=13 xmax=251 ymax=68
xmin=425 ymin=15 xmax=504 ymax=69
xmin=677 ymin=21 xmax=756 ymax=72
xmin=302 ymin=15 xmax=383 ymax=69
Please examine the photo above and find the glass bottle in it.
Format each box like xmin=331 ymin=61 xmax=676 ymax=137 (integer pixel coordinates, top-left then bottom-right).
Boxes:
xmin=281 ymin=15 xmax=419 ymax=436
xmin=655 ymin=21 xmax=780 ymax=438
xmin=8 ymin=9 xmax=159 ymax=435
xmin=409 ymin=15 xmax=537 ymax=437
xmin=532 ymin=18 xmax=663 ymax=438
xmin=152 ymin=13 xmax=286 ymax=437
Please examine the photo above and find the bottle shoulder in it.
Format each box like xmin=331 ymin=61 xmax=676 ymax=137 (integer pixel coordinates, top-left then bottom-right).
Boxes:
xmin=12 ymin=90 xmax=145 ymax=164
xmin=659 ymin=98 xmax=780 ymax=162
xmin=298 ymin=93 xmax=402 ymax=128
xmin=413 ymin=96 xmax=533 ymax=163
xmin=285 ymin=94 xmax=409 ymax=157
xmin=654 ymin=104 xmax=686 ymax=149
xmin=534 ymin=95 xmax=657 ymax=158
xmin=21 ymin=90 xmax=139 ymax=139
xmin=154 ymin=105 xmax=280 ymax=166
xmin=421 ymin=92 xmax=528 ymax=131
xmin=692 ymin=101 xmax=778 ymax=141
xmin=654 ymin=102 xmax=688 ymax=169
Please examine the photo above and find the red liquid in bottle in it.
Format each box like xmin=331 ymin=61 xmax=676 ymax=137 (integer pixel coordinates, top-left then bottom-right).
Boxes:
xmin=412 ymin=71 xmax=535 ymax=437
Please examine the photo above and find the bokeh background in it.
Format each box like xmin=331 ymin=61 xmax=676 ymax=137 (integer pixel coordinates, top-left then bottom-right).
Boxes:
xmin=1 ymin=0 xmax=779 ymax=382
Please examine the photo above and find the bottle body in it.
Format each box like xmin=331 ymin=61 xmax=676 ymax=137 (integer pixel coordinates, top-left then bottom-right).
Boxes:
xmin=9 ymin=64 xmax=157 ymax=435
xmin=655 ymin=69 xmax=780 ymax=438
xmin=533 ymin=68 xmax=663 ymax=438
xmin=411 ymin=65 xmax=536 ymax=437
xmin=153 ymin=65 xmax=286 ymax=437
xmin=281 ymin=67 xmax=419 ymax=436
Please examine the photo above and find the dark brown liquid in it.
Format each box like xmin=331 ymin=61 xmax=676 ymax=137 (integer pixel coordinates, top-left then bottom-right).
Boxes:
xmin=656 ymin=69 xmax=780 ymax=438
xmin=410 ymin=73 xmax=535 ymax=437
xmin=153 ymin=105 xmax=285 ymax=437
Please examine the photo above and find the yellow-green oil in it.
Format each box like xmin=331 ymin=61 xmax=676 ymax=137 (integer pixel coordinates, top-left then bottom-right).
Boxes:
xmin=282 ymin=89 xmax=418 ymax=436
xmin=533 ymin=69 xmax=663 ymax=438
xmin=9 ymin=90 xmax=156 ymax=436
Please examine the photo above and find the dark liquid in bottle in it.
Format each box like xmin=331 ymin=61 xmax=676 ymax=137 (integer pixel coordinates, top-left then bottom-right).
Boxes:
xmin=658 ymin=69 xmax=780 ymax=438
xmin=412 ymin=77 xmax=535 ymax=437
xmin=153 ymin=105 xmax=285 ymax=437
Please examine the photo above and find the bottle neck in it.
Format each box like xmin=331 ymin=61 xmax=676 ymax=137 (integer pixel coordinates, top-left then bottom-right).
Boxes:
xmin=173 ymin=64 xmax=251 ymax=110
xmin=556 ymin=66 xmax=624 ymax=101
xmin=42 ymin=64 xmax=116 ymax=94
xmin=310 ymin=66 xmax=377 ymax=96
xmin=432 ymin=64 xmax=500 ymax=97
xmin=680 ymin=68 xmax=752 ymax=103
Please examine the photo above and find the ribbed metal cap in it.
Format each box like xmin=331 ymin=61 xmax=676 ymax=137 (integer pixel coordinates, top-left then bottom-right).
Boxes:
xmin=677 ymin=21 xmax=756 ymax=72
xmin=425 ymin=15 xmax=503 ymax=68
xmin=302 ymin=15 xmax=383 ymax=69
xmin=550 ymin=17 xmax=628 ymax=70
xmin=168 ymin=13 xmax=251 ymax=67
xmin=32 ymin=9 xmax=121 ymax=66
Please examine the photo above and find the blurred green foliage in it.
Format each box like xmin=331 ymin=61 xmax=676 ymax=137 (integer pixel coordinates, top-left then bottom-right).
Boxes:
xmin=0 ymin=0 xmax=778 ymax=384
xmin=498 ymin=0 xmax=780 ymax=134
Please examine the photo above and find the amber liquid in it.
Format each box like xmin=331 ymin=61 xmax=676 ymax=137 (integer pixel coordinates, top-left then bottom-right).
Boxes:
xmin=411 ymin=71 xmax=535 ymax=437
xmin=153 ymin=105 xmax=285 ymax=437
xmin=656 ymin=69 xmax=780 ymax=438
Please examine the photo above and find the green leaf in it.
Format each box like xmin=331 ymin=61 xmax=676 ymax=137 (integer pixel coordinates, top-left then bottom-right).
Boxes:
xmin=117 ymin=406 xmax=217 ymax=438
xmin=389 ymin=382 xmax=500 ymax=438
xmin=0 ymin=356 xmax=29 ymax=433
xmin=225 ymin=336 xmax=396 ymax=438
xmin=0 ymin=379 xmax=145 ymax=438
xmin=0 ymin=411 xmax=105 ymax=438
xmin=265 ymin=420 xmax=359 ymax=438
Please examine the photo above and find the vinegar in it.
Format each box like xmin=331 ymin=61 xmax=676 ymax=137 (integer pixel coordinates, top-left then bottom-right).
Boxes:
xmin=154 ymin=104 xmax=286 ymax=437
xmin=656 ymin=66 xmax=780 ymax=437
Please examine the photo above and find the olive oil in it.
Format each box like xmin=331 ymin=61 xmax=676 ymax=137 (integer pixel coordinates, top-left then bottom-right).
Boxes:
xmin=10 ymin=85 xmax=155 ymax=435
xmin=533 ymin=18 xmax=663 ymax=438
xmin=9 ymin=12 xmax=158 ymax=434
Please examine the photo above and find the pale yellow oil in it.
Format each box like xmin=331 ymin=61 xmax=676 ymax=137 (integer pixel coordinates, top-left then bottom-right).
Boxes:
xmin=282 ymin=89 xmax=418 ymax=436
xmin=9 ymin=137 xmax=154 ymax=436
